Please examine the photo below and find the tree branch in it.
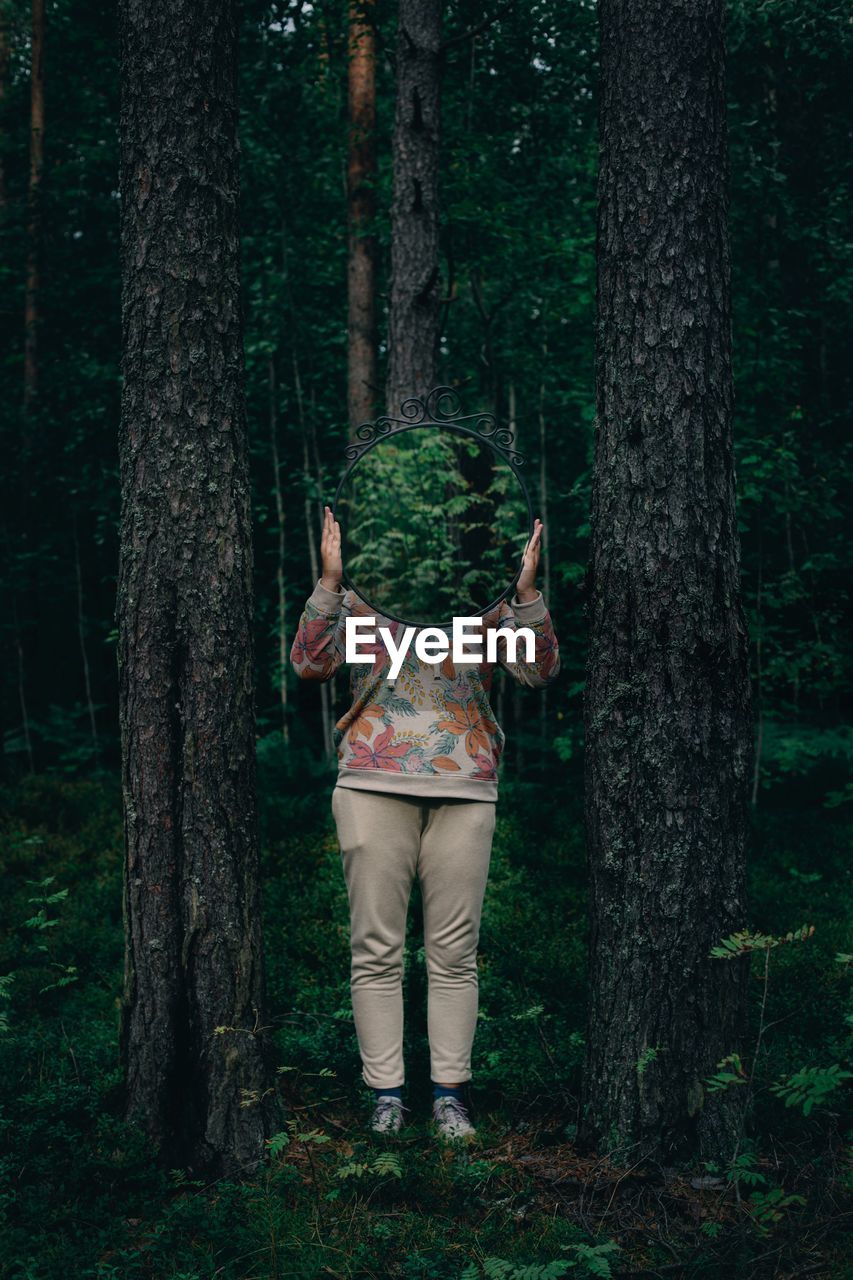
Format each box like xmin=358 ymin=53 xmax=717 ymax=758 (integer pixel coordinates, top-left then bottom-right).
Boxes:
xmin=440 ymin=0 xmax=516 ymax=53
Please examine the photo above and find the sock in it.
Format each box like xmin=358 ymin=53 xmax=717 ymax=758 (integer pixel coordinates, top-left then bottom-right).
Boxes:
xmin=432 ymin=1081 xmax=466 ymax=1104
xmin=372 ymin=1085 xmax=403 ymax=1102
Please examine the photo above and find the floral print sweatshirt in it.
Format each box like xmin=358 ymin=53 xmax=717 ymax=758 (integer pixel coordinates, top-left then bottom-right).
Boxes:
xmin=290 ymin=580 xmax=560 ymax=802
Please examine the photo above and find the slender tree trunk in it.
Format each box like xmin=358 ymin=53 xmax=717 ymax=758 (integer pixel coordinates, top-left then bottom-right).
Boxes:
xmin=508 ymin=381 xmax=524 ymax=771
xmin=292 ymin=353 xmax=334 ymax=758
xmin=751 ymin=517 xmax=763 ymax=806
xmin=23 ymin=0 xmax=44 ymax=409
xmin=12 ymin=597 xmax=34 ymax=775
xmin=117 ymin=0 xmax=273 ymax=1176
xmin=385 ymin=0 xmax=443 ymax=415
xmin=309 ymin=387 xmax=337 ymax=757
xmin=268 ymin=357 xmax=289 ymax=744
xmin=581 ymin=0 xmax=751 ymax=1163
xmin=347 ymin=0 xmax=378 ymax=434
xmin=72 ymin=511 xmax=99 ymax=758
xmin=537 ymin=362 xmax=550 ymax=758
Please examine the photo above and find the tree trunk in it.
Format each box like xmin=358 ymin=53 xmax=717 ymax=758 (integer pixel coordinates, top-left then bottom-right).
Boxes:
xmin=268 ymin=356 xmax=290 ymax=744
xmin=385 ymin=0 xmax=442 ymax=415
xmin=537 ymin=363 xmax=550 ymax=760
xmin=0 ymin=1 xmax=10 ymax=212
xmin=72 ymin=511 xmax=99 ymax=759
xmin=347 ymin=0 xmax=378 ymax=434
xmin=117 ymin=0 xmax=273 ymax=1176
xmin=581 ymin=0 xmax=752 ymax=1163
xmin=12 ymin=596 xmax=34 ymax=775
xmin=23 ymin=0 xmax=44 ymax=409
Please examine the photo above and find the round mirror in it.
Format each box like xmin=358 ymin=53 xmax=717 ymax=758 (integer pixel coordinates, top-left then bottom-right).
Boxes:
xmin=332 ymin=390 xmax=533 ymax=627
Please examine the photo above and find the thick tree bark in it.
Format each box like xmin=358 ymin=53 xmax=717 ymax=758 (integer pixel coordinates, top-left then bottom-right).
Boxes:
xmin=385 ymin=0 xmax=442 ymax=415
xmin=0 ymin=2 xmax=9 ymax=211
xmin=347 ymin=0 xmax=378 ymax=434
xmin=23 ymin=0 xmax=44 ymax=408
xmin=581 ymin=0 xmax=752 ymax=1162
xmin=117 ymin=0 xmax=273 ymax=1175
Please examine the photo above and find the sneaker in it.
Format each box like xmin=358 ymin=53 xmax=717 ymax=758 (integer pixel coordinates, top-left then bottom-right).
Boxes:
xmin=369 ymin=1095 xmax=407 ymax=1135
xmin=432 ymin=1094 xmax=476 ymax=1142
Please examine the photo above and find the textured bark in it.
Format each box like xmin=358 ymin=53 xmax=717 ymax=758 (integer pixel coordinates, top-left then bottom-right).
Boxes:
xmin=0 ymin=2 xmax=9 ymax=210
xmin=385 ymin=0 xmax=442 ymax=415
xmin=581 ymin=0 xmax=752 ymax=1162
xmin=117 ymin=0 xmax=273 ymax=1176
xmin=347 ymin=0 xmax=378 ymax=434
xmin=23 ymin=0 xmax=44 ymax=408
xmin=268 ymin=357 xmax=289 ymax=744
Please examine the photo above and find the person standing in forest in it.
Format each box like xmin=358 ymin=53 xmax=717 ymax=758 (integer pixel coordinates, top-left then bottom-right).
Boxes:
xmin=290 ymin=507 xmax=560 ymax=1141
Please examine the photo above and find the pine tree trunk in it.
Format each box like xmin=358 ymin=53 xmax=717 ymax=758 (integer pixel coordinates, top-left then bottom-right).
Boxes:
xmin=23 ymin=0 xmax=44 ymax=408
xmin=268 ymin=357 xmax=290 ymax=744
xmin=117 ymin=0 xmax=273 ymax=1176
xmin=347 ymin=0 xmax=378 ymax=434
xmin=0 ymin=1 xmax=10 ymax=211
xmin=581 ymin=0 xmax=752 ymax=1162
xmin=72 ymin=511 xmax=99 ymax=758
xmin=386 ymin=0 xmax=442 ymax=415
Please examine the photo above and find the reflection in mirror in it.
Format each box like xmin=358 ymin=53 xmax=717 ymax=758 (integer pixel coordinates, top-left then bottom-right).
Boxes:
xmin=335 ymin=425 xmax=530 ymax=626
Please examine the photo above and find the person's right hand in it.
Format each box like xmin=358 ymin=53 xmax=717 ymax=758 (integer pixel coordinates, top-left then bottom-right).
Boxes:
xmin=320 ymin=505 xmax=343 ymax=593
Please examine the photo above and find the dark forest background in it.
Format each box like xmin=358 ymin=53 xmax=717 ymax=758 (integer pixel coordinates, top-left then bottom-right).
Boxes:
xmin=0 ymin=0 xmax=851 ymax=1276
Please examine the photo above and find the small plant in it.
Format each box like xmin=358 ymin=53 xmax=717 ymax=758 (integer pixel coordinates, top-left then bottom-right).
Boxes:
xmin=459 ymin=1240 xmax=620 ymax=1279
xmin=21 ymin=876 xmax=79 ymax=996
xmin=707 ymin=921 xmax=849 ymax=1233
xmin=748 ymin=1187 xmax=806 ymax=1231
xmin=334 ymin=1152 xmax=403 ymax=1180
xmin=770 ymin=1065 xmax=852 ymax=1116
xmin=706 ymin=1052 xmax=747 ymax=1093
xmin=371 ymin=1151 xmax=403 ymax=1179
xmin=265 ymin=1117 xmax=332 ymax=1162
xmin=726 ymin=1147 xmax=767 ymax=1189
xmin=266 ymin=1131 xmax=290 ymax=1158
xmin=708 ymin=926 xmax=818 ymax=1112
xmin=24 ymin=876 xmax=71 ymax=937
xmin=635 ymin=1044 xmax=664 ymax=1078
xmin=709 ymin=924 xmax=815 ymax=958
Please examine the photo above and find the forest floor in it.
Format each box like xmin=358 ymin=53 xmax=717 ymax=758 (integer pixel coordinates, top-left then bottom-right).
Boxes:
xmin=0 ymin=768 xmax=850 ymax=1279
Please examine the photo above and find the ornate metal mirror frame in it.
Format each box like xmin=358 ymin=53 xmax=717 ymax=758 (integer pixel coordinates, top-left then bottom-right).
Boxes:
xmin=331 ymin=385 xmax=534 ymax=628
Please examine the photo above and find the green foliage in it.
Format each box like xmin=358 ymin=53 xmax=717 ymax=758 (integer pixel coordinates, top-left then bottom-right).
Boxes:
xmin=770 ymin=1064 xmax=852 ymax=1116
xmin=710 ymin=925 xmax=815 ymax=958
xmin=709 ymin=909 xmax=851 ymax=1140
xmin=0 ymin=773 xmax=851 ymax=1276
xmin=748 ymin=1187 xmax=807 ymax=1229
xmin=0 ymin=0 xmax=850 ymax=1271
xmin=266 ymin=1130 xmax=290 ymax=1158
xmin=462 ymin=1240 xmax=620 ymax=1279
xmin=635 ymin=1045 xmax=664 ymax=1078
xmin=706 ymin=1053 xmax=748 ymax=1094
xmin=727 ymin=1148 xmax=768 ymax=1189
xmin=340 ymin=428 xmax=530 ymax=622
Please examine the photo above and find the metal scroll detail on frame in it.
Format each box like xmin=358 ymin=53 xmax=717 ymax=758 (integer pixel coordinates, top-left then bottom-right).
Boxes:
xmin=331 ymin=385 xmax=535 ymax=628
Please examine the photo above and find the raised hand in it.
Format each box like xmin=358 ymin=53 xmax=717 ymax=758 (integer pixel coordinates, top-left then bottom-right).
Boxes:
xmin=516 ymin=518 xmax=543 ymax=602
xmin=320 ymin=505 xmax=343 ymax=592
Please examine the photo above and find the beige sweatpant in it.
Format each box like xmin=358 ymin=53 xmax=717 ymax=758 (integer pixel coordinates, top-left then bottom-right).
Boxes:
xmin=331 ymin=785 xmax=497 ymax=1090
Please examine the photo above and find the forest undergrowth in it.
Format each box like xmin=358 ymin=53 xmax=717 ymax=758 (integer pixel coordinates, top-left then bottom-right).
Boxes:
xmin=0 ymin=745 xmax=849 ymax=1279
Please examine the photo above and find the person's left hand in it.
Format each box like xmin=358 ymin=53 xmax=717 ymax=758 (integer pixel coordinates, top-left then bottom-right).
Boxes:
xmin=516 ymin=519 xmax=543 ymax=602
